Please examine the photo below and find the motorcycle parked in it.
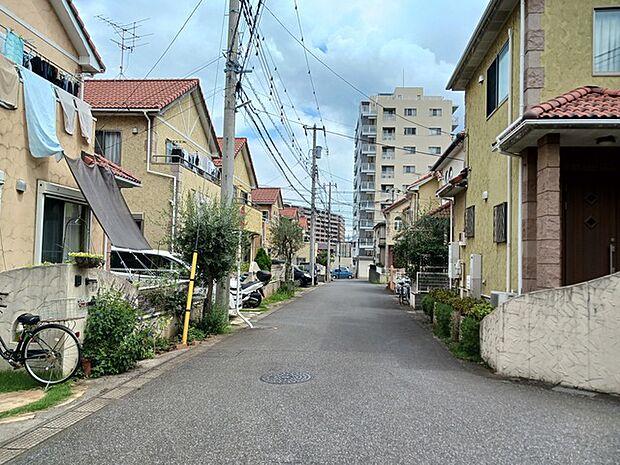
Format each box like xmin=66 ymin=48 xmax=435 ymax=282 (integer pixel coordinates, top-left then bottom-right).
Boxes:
xmin=229 ymin=270 xmax=272 ymax=309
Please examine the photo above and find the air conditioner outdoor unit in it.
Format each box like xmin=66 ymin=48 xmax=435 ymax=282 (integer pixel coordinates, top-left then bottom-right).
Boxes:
xmin=490 ymin=291 xmax=517 ymax=307
xmin=458 ymin=232 xmax=467 ymax=246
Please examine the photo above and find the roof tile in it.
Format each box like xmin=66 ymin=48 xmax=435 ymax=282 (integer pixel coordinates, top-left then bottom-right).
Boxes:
xmin=251 ymin=187 xmax=281 ymax=204
xmin=82 ymin=152 xmax=141 ymax=185
xmin=84 ymin=79 xmax=199 ymax=110
xmin=524 ymin=86 xmax=620 ymax=119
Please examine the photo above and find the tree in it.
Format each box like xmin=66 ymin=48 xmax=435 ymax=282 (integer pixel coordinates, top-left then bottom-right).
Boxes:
xmin=270 ymin=216 xmax=304 ymax=282
xmin=255 ymin=247 xmax=272 ymax=271
xmin=393 ymin=214 xmax=449 ymax=278
xmin=316 ymin=250 xmax=333 ymax=267
xmin=173 ymin=195 xmax=241 ymax=313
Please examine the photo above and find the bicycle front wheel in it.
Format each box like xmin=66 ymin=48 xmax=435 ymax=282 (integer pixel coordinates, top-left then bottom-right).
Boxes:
xmin=23 ymin=324 xmax=81 ymax=386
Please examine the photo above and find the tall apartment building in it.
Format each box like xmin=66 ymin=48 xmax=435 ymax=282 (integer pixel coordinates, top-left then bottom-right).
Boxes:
xmin=353 ymin=87 xmax=457 ymax=273
xmin=287 ymin=204 xmax=345 ymax=244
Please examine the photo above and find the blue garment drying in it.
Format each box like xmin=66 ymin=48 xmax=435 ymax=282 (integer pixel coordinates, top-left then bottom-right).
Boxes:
xmin=3 ymin=31 xmax=24 ymax=64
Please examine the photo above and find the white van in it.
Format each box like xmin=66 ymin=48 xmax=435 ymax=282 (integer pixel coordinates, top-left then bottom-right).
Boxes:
xmin=110 ymin=247 xmax=189 ymax=287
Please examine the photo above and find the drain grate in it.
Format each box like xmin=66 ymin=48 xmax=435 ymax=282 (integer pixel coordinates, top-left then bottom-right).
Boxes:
xmin=260 ymin=371 xmax=312 ymax=385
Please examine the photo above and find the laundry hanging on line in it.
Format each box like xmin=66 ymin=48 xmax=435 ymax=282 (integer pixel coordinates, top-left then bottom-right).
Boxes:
xmin=19 ymin=66 xmax=63 ymax=161
xmin=3 ymin=30 xmax=24 ymax=65
xmin=75 ymin=97 xmax=93 ymax=143
xmin=0 ymin=53 xmax=19 ymax=109
xmin=55 ymin=87 xmax=77 ymax=135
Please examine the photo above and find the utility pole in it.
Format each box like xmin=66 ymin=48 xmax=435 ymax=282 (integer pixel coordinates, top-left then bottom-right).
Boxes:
xmin=304 ymin=124 xmax=325 ymax=286
xmin=216 ymin=0 xmax=241 ymax=311
xmin=325 ymin=182 xmax=336 ymax=282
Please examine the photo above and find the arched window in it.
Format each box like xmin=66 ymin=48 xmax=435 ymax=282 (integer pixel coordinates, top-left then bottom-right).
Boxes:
xmin=394 ymin=216 xmax=403 ymax=231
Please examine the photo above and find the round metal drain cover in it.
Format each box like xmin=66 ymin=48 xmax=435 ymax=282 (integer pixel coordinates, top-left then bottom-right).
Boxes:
xmin=260 ymin=371 xmax=312 ymax=385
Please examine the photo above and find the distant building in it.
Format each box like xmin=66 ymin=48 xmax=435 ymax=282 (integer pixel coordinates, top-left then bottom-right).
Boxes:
xmin=286 ymin=204 xmax=345 ymax=244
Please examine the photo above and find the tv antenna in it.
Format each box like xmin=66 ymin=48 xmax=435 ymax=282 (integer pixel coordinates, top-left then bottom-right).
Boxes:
xmin=97 ymin=16 xmax=152 ymax=78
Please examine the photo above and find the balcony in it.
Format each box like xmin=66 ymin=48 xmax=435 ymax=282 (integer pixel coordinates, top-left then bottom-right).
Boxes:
xmin=383 ymin=113 xmax=396 ymax=121
xmin=361 ymin=143 xmax=376 ymax=154
xmin=358 ymin=201 xmax=374 ymax=210
xmin=382 ymin=132 xmax=396 ymax=141
xmin=359 ymin=219 xmax=374 ymax=229
xmin=360 ymin=181 xmax=375 ymax=191
xmin=382 ymin=152 xmax=395 ymax=161
xmin=361 ymin=163 xmax=375 ymax=173
xmin=381 ymin=172 xmax=394 ymax=179
xmin=452 ymin=116 xmax=459 ymax=130
xmin=358 ymin=239 xmax=374 ymax=248
xmin=361 ymin=103 xmax=377 ymax=117
xmin=361 ymin=125 xmax=377 ymax=135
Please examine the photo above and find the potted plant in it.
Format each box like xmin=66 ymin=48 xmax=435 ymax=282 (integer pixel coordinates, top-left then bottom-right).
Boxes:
xmin=69 ymin=252 xmax=105 ymax=269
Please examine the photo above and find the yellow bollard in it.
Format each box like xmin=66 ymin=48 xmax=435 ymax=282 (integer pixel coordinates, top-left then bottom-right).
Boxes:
xmin=181 ymin=250 xmax=198 ymax=346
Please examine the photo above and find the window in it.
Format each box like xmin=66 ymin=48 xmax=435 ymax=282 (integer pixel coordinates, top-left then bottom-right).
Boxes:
xmin=429 ymin=127 xmax=442 ymax=136
xmin=403 ymin=146 xmax=416 ymax=154
xmin=262 ymin=210 xmax=269 ymax=222
xmin=132 ymin=213 xmax=144 ymax=232
xmin=41 ymin=197 xmax=90 ymax=263
xmin=493 ymin=202 xmax=508 ymax=243
xmin=429 ymin=108 xmax=443 ymax=117
xmin=486 ymin=42 xmax=510 ymax=116
xmin=403 ymin=165 xmax=416 ymax=174
xmin=382 ymin=147 xmax=395 ymax=160
xmin=404 ymin=127 xmax=416 ymax=135
xmin=594 ymin=8 xmax=620 ymax=74
xmin=382 ymin=128 xmax=396 ymax=141
xmin=95 ymin=130 xmax=121 ymax=164
xmin=428 ymin=146 xmax=442 ymax=155
xmin=394 ymin=216 xmax=403 ymax=232
xmin=383 ymin=108 xmax=396 ymax=120
xmin=404 ymin=108 xmax=417 ymax=116
xmin=465 ymin=206 xmax=475 ymax=238
xmin=381 ymin=166 xmax=394 ymax=179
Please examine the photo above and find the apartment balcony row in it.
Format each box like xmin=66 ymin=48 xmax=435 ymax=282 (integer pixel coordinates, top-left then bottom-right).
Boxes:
xmin=361 ymin=143 xmax=376 ymax=154
xmin=359 ymin=219 xmax=374 ymax=229
xmin=358 ymin=162 xmax=375 ymax=173
xmin=358 ymin=239 xmax=374 ymax=249
xmin=358 ymin=201 xmax=375 ymax=211
xmin=359 ymin=181 xmax=375 ymax=192
xmin=360 ymin=102 xmax=377 ymax=117
xmin=361 ymin=125 xmax=377 ymax=135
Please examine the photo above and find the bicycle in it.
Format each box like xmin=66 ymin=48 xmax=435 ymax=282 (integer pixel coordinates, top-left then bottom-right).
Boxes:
xmin=396 ymin=277 xmax=411 ymax=306
xmin=0 ymin=292 xmax=81 ymax=386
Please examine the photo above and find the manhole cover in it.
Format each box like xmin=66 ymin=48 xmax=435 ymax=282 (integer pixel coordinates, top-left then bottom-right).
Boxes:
xmin=260 ymin=371 xmax=312 ymax=385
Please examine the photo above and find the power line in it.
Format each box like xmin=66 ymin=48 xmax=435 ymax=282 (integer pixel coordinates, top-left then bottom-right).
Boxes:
xmin=263 ymin=3 xmax=453 ymax=137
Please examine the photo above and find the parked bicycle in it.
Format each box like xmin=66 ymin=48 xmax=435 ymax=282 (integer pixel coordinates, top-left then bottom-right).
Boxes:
xmin=0 ymin=292 xmax=81 ymax=386
xmin=396 ymin=276 xmax=411 ymax=306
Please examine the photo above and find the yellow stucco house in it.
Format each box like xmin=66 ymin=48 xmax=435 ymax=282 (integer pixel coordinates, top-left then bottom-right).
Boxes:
xmin=0 ymin=0 xmax=144 ymax=270
xmin=445 ymin=0 xmax=620 ymax=298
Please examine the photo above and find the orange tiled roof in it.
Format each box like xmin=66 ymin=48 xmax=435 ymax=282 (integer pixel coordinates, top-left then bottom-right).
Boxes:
xmin=428 ymin=202 xmax=451 ymax=218
xmin=523 ymin=86 xmax=620 ymax=119
xmin=84 ymin=79 xmax=199 ymax=110
xmin=82 ymin=153 xmax=141 ymax=185
xmin=251 ymin=187 xmax=281 ymax=204
xmin=280 ymin=207 xmax=298 ymax=219
xmin=216 ymin=137 xmax=246 ymax=156
xmin=298 ymin=216 xmax=308 ymax=229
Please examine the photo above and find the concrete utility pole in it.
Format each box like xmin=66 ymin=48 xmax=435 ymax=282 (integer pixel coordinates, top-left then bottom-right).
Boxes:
xmin=325 ymin=182 xmax=336 ymax=282
xmin=304 ymin=124 xmax=325 ymax=286
xmin=217 ymin=0 xmax=241 ymax=311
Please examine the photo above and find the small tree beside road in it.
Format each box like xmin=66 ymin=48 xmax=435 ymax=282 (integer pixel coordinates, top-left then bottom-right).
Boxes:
xmin=174 ymin=195 xmax=241 ymax=314
xmin=270 ymin=216 xmax=304 ymax=283
xmin=393 ymin=214 xmax=449 ymax=278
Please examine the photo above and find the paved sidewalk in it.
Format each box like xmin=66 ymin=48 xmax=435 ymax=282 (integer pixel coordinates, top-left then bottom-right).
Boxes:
xmin=4 ymin=281 xmax=620 ymax=464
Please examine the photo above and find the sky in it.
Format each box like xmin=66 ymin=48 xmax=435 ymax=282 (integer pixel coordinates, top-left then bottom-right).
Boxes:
xmin=77 ymin=0 xmax=489 ymax=238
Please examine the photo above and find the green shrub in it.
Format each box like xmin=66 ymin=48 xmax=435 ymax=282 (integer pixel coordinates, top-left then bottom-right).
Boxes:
xmin=83 ymin=292 xmax=142 ymax=377
xmin=255 ymin=248 xmax=272 ymax=271
xmin=200 ymin=305 xmax=229 ymax=335
xmin=433 ymin=302 xmax=453 ymax=339
xmin=459 ymin=316 xmax=481 ymax=356
xmin=466 ymin=301 xmax=494 ymax=321
xmin=185 ymin=324 xmax=206 ymax=344
xmin=429 ymin=288 xmax=458 ymax=305
xmin=421 ymin=294 xmax=435 ymax=319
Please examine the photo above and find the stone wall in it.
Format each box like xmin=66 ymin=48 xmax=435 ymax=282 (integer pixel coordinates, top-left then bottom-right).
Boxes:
xmin=481 ymin=271 xmax=620 ymax=394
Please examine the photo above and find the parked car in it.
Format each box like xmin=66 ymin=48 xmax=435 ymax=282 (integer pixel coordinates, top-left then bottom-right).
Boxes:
xmin=293 ymin=265 xmax=313 ymax=286
xmin=331 ymin=266 xmax=353 ymax=279
xmin=110 ymin=247 xmax=190 ymax=287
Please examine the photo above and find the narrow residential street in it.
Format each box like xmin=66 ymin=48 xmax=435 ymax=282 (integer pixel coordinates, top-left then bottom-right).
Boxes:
xmin=10 ymin=281 xmax=620 ymax=465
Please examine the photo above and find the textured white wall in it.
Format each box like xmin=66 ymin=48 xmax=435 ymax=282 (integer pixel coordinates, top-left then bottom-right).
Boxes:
xmin=481 ymin=272 xmax=620 ymax=394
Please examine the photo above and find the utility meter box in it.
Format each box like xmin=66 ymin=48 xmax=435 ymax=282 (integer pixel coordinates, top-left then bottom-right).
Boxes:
xmin=469 ymin=254 xmax=482 ymax=298
xmin=448 ymin=242 xmax=460 ymax=279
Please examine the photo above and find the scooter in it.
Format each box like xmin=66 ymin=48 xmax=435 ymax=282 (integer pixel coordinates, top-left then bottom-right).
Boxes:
xmin=229 ymin=270 xmax=272 ymax=309
xmin=396 ymin=275 xmax=411 ymax=306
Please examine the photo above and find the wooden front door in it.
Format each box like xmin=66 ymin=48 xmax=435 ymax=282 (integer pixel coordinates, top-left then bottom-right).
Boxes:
xmin=563 ymin=170 xmax=619 ymax=286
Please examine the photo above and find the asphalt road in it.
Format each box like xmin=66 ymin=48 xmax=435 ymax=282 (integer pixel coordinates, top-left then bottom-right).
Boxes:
xmin=11 ymin=281 xmax=620 ymax=464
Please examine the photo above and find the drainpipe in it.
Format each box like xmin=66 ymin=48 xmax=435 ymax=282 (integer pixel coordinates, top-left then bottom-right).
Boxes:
xmin=517 ymin=0 xmax=526 ymax=294
xmin=505 ymin=28 xmax=514 ymax=293
xmin=143 ymin=111 xmax=178 ymax=250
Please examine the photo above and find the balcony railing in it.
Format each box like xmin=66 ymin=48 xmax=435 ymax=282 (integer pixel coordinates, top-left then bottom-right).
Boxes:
xmin=361 ymin=163 xmax=375 ymax=172
xmin=361 ymin=143 xmax=376 ymax=153
xmin=381 ymin=152 xmax=395 ymax=160
xmin=361 ymin=125 xmax=377 ymax=135
xmin=358 ymin=201 xmax=374 ymax=210
xmin=359 ymin=220 xmax=374 ymax=229
xmin=152 ymin=154 xmax=220 ymax=185
xmin=381 ymin=172 xmax=394 ymax=179
xmin=383 ymin=114 xmax=396 ymax=121
xmin=360 ymin=181 xmax=375 ymax=191
xmin=382 ymin=132 xmax=396 ymax=141
xmin=361 ymin=103 xmax=377 ymax=116
xmin=358 ymin=239 xmax=374 ymax=248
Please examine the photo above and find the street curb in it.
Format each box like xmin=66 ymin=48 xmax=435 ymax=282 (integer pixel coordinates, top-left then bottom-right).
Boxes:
xmin=0 ymin=284 xmax=322 ymax=463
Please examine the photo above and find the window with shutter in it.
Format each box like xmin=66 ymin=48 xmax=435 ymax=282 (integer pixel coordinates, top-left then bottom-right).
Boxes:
xmin=493 ymin=202 xmax=507 ymax=243
xmin=465 ymin=206 xmax=475 ymax=238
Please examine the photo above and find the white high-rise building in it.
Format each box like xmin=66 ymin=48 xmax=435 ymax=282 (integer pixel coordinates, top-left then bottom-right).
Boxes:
xmin=352 ymin=87 xmax=457 ymax=277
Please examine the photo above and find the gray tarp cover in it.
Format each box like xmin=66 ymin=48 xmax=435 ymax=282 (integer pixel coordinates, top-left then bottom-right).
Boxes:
xmin=66 ymin=154 xmax=151 ymax=250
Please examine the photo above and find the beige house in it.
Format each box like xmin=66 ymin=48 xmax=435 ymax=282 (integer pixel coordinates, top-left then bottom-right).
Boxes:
xmin=446 ymin=0 xmax=620 ymax=297
xmin=251 ymin=187 xmax=283 ymax=252
xmin=0 ymin=0 xmax=139 ymax=271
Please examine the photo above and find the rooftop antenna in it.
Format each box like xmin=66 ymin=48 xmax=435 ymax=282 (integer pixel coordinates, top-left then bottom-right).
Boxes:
xmin=97 ymin=16 xmax=152 ymax=78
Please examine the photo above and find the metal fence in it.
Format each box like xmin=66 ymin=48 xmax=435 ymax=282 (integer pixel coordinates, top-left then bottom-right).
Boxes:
xmin=414 ymin=272 xmax=449 ymax=293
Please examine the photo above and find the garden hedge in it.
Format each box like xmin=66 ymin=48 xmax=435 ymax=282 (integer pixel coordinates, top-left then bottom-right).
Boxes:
xmin=433 ymin=302 xmax=453 ymax=339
